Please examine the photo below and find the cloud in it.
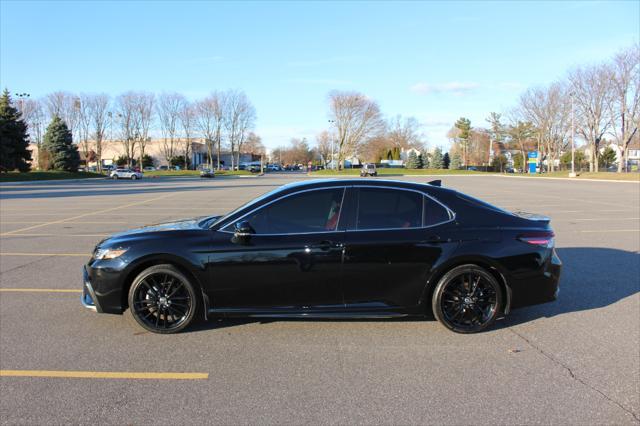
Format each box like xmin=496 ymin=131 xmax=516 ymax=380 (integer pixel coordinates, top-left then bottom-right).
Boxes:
xmin=290 ymin=78 xmax=353 ymax=86
xmin=410 ymin=81 xmax=480 ymax=96
xmin=286 ymin=56 xmax=365 ymax=67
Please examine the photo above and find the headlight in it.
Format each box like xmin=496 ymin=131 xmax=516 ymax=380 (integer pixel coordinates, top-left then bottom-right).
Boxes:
xmin=94 ymin=247 xmax=128 ymax=260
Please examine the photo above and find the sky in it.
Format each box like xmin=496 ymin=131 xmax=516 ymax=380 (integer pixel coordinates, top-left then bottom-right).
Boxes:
xmin=1 ymin=0 xmax=638 ymax=150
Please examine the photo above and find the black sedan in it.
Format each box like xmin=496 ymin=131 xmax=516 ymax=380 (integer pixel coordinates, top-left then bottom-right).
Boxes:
xmin=82 ymin=179 xmax=561 ymax=334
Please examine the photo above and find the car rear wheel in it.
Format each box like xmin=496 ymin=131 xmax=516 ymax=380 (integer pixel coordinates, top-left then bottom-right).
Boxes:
xmin=131 ymin=175 xmax=137 ymax=180
xmin=432 ymin=265 xmax=502 ymax=333
xmin=128 ymin=264 xmax=200 ymax=334
xmin=112 ymin=175 xmax=118 ymax=180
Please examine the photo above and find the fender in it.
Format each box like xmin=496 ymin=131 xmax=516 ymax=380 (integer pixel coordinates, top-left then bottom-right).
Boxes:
xmin=419 ymin=253 xmax=513 ymax=315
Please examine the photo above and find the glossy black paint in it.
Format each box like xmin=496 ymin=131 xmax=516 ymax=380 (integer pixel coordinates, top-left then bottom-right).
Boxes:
xmin=83 ymin=179 xmax=561 ymax=321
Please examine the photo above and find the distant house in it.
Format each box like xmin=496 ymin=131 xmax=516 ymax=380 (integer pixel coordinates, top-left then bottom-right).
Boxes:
xmin=26 ymin=139 xmax=261 ymax=169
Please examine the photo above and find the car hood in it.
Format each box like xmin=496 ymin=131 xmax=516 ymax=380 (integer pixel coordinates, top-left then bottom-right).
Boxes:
xmin=102 ymin=216 xmax=219 ymax=243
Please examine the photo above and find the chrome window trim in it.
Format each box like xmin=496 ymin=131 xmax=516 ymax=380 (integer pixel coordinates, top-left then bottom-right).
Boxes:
xmin=349 ymin=184 xmax=456 ymax=232
xmin=218 ymin=186 xmax=348 ymax=236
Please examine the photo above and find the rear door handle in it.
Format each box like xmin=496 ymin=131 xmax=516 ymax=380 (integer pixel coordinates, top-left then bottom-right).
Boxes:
xmin=424 ymin=235 xmax=442 ymax=243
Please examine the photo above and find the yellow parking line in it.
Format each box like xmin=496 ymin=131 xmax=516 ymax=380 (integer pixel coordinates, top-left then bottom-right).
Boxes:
xmin=579 ymin=229 xmax=640 ymax=233
xmin=0 ymin=252 xmax=87 ymax=257
xmin=0 ymin=288 xmax=82 ymax=293
xmin=0 ymin=221 xmax=127 ymax=224
xmin=2 ymin=193 xmax=174 ymax=235
xmin=0 ymin=234 xmax=109 ymax=238
xmin=0 ymin=370 xmax=208 ymax=380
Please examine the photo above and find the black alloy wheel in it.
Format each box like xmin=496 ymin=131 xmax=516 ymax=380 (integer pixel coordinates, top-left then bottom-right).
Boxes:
xmin=131 ymin=175 xmax=137 ymax=180
xmin=128 ymin=264 xmax=199 ymax=334
xmin=432 ymin=265 xmax=502 ymax=333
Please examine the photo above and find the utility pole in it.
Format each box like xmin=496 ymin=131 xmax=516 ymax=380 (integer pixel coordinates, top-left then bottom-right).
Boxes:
xmin=328 ymin=119 xmax=336 ymax=170
xmin=569 ymin=91 xmax=576 ymax=178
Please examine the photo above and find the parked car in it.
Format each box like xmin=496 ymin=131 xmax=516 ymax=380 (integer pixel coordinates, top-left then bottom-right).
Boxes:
xmin=200 ymin=168 xmax=215 ymax=178
xmin=360 ymin=163 xmax=378 ymax=177
xmin=467 ymin=166 xmax=478 ymax=171
xmin=248 ymin=164 xmax=261 ymax=173
xmin=82 ymin=179 xmax=561 ymax=334
xmin=110 ymin=168 xmax=143 ymax=180
xmin=143 ymin=166 xmax=156 ymax=172
xmin=158 ymin=165 xmax=169 ymax=171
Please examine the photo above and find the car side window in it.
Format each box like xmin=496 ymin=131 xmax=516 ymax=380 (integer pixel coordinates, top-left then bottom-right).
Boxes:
xmin=356 ymin=188 xmax=423 ymax=230
xmin=423 ymin=196 xmax=452 ymax=226
xmin=228 ymin=188 xmax=345 ymax=234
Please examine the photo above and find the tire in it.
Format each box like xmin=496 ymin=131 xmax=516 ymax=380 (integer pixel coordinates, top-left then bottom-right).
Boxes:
xmin=432 ymin=264 xmax=502 ymax=333
xmin=113 ymin=175 xmax=118 ymax=180
xmin=131 ymin=175 xmax=137 ymax=180
xmin=128 ymin=264 xmax=201 ymax=334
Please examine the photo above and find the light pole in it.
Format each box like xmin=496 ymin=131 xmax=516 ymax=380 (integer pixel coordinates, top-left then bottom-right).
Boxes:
xmin=569 ymin=91 xmax=576 ymax=178
xmin=328 ymin=119 xmax=336 ymax=170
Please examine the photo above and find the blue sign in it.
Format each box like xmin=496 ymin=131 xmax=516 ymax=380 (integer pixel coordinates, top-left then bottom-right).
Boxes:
xmin=527 ymin=151 xmax=538 ymax=173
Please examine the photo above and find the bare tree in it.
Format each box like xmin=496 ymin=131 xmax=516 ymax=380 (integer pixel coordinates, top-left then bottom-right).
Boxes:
xmin=315 ymin=130 xmax=333 ymax=165
xmin=87 ymin=94 xmax=110 ymax=172
xmin=608 ymin=44 xmax=640 ymax=172
xmin=157 ymin=92 xmax=185 ymax=164
xmin=77 ymin=94 xmax=93 ymax=168
xmin=115 ymin=92 xmax=138 ymax=166
xmin=518 ymin=83 xmax=570 ymax=172
xmin=225 ymin=90 xmax=256 ymax=169
xmin=387 ymin=115 xmax=423 ymax=149
xmin=134 ymin=92 xmax=155 ymax=169
xmin=328 ymin=90 xmax=384 ymax=169
xmin=179 ymin=101 xmax=196 ymax=170
xmin=569 ymin=64 xmax=613 ymax=172
xmin=45 ymin=91 xmax=81 ymax=140
xmin=196 ymin=95 xmax=217 ymax=168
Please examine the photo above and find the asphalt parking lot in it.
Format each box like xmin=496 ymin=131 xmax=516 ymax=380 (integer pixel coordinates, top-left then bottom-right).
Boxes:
xmin=1 ymin=173 xmax=638 ymax=425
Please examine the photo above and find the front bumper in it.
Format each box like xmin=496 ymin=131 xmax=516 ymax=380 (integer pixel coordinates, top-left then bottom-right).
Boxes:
xmin=81 ymin=266 xmax=102 ymax=313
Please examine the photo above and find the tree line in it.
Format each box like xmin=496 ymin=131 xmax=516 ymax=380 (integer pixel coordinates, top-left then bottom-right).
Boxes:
xmin=10 ymin=89 xmax=258 ymax=172
xmin=447 ymin=45 xmax=639 ymax=173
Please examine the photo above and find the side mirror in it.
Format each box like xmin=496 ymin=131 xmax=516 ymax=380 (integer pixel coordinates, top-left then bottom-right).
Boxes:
xmin=233 ymin=221 xmax=254 ymax=238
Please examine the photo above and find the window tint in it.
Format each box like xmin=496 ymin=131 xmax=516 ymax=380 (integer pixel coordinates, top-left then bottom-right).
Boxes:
xmin=423 ymin=196 xmax=451 ymax=226
xmin=229 ymin=188 xmax=344 ymax=234
xmin=356 ymin=188 xmax=422 ymax=230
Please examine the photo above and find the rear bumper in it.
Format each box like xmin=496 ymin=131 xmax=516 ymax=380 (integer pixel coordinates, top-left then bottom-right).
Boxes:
xmin=510 ymin=249 xmax=562 ymax=309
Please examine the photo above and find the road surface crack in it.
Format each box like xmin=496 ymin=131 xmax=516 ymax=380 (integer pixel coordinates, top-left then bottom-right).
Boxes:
xmin=509 ymin=328 xmax=640 ymax=423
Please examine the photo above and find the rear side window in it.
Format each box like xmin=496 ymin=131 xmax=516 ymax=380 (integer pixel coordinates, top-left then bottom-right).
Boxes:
xmin=356 ymin=188 xmax=423 ymax=230
xmin=423 ymin=196 xmax=452 ymax=226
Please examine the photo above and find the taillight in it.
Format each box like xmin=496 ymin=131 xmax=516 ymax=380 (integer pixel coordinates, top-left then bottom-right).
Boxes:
xmin=517 ymin=231 xmax=555 ymax=248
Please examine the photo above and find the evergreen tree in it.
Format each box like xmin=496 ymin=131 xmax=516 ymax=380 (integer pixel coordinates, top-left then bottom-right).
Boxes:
xmin=42 ymin=116 xmax=80 ymax=172
xmin=450 ymin=152 xmax=462 ymax=169
xmin=598 ymin=147 xmax=617 ymax=169
xmin=0 ymin=89 xmax=32 ymax=172
xmin=443 ymin=152 xmax=451 ymax=169
xmin=431 ymin=147 xmax=444 ymax=169
xmin=416 ymin=153 xmax=424 ymax=169
xmin=405 ymin=151 xmax=418 ymax=169
xmin=422 ymin=151 xmax=431 ymax=169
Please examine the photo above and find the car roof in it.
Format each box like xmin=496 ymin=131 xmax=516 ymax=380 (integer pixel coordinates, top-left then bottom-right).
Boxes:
xmin=277 ymin=178 xmax=451 ymax=195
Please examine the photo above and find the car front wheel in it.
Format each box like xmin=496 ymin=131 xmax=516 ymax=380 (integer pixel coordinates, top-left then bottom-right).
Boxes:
xmin=128 ymin=264 xmax=200 ymax=334
xmin=432 ymin=265 xmax=502 ymax=333
xmin=131 ymin=175 xmax=137 ymax=180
